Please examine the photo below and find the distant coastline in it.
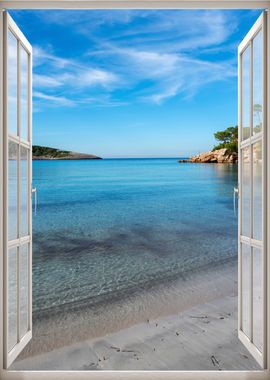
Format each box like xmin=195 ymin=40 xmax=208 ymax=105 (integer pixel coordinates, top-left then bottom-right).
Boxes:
xmin=32 ymin=145 xmax=102 ymax=160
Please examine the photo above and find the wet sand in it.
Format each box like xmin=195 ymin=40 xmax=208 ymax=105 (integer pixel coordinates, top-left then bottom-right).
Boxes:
xmin=11 ymin=258 xmax=260 ymax=370
xmin=18 ymin=259 xmax=238 ymax=358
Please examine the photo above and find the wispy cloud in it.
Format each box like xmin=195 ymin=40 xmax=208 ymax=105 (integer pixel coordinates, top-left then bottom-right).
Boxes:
xmin=21 ymin=9 xmax=251 ymax=109
xmin=81 ymin=10 xmax=239 ymax=104
xmin=32 ymin=46 xmax=120 ymax=108
xmin=33 ymin=74 xmax=63 ymax=88
xmin=33 ymin=91 xmax=75 ymax=107
xmin=34 ymin=46 xmax=119 ymax=88
xmin=85 ymin=44 xmax=236 ymax=104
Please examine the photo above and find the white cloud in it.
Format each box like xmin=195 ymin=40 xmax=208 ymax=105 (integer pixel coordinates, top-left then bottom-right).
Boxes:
xmin=33 ymin=46 xmax=69 ymax=68
xmin=93 ymin=45 xmax=236 ymax=104
xmin=33 ymin=91 xmax=75 ymax=107
xmin=78 ymin=10 xmax=240 ymax=104
xmin=71 ymin=69 xmax=118 ymax=89
xmin=33 ymin=74 xmax=63 ymax=88
xmin=29 ymin=9 xmax=244 ymax=108
xmin=31 ymin=10 xmax=139 ymax=31
xmin=32 ymin=45 xmax=120 ymax=108
xmin=123 ymin=49 xmax=179 ymax=76
xmin=146 ymin=83 xmax=181 ymax=104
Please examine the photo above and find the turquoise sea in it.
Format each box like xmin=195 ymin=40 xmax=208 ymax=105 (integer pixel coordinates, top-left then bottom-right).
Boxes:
xmin=32 ymin=158 xmax=238 ymax=318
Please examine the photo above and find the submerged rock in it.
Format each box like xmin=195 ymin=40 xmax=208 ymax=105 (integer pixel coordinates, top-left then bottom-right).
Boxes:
xmin=178 ymin=148 xmax=237 ymax=164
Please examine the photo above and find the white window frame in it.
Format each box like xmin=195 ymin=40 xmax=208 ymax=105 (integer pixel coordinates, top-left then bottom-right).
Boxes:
xmin=0 ymin=1 xmax=270 ymax=379
xmin=3 ymin=12 xmax=33 ymax=369
xmin=237 ymin=12 xmax=267 ymax=368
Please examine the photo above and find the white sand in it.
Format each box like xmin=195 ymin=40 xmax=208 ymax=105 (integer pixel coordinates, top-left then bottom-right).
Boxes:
xmin=12 ymin=294 xmax=260 ymax=371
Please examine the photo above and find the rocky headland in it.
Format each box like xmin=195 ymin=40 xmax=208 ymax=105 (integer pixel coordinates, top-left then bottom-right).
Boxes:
xmin=178 ymin=148 xmax=237 ymax=164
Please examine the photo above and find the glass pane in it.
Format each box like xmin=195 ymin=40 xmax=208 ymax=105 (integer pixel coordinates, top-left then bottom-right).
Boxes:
xmin=253 ymin=30 xmax=263 ymax=135
xmin=20 ymin=146 xmax=29 ymax=237
xmin=242 ymin=146 xmax=250 ymax=237
xmin=20 ymin=244 xmax=29 ymax=338
xmin=242 ymin=45 xmax=251 ymax=141
xmin=253 ymin=141 xmax=262 ymax=241
xmin=8 ymin=140 xmax=18 ymax=241
xmin=8 ymin=31 xmax=17 ymax=136
xmin=253 ymin=247 xmax=263 ymax=352
xmin=20 ymin=45 xmax=29 ymax=141
xmin=8 ymin=247 xmax=17 ymax=352
xmin=242 ymin=243 xmax=250 ymax=338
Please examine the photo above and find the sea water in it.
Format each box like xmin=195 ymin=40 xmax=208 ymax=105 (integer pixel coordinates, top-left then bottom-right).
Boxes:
xmin=32 ymin=158 xmax=238 ymax=317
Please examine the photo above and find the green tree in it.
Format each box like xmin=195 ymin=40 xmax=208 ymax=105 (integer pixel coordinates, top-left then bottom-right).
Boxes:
xmin=212 ymin=126 xmax=238 ymax=154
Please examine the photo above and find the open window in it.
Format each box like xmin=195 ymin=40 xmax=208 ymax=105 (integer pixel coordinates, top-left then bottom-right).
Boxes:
xmin=238 ymin=11 xmax=267 ymax=368
xmin=3 ymin=12 xmax=32 ymax=368
xmin=1 ymin=8 xmax=269 ymax=372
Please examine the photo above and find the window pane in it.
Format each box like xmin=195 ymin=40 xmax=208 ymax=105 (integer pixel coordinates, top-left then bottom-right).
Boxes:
xmin=8 ymin=247 xmax=17 ymax=352
xmin=8 ymin=31 xmax=17 ymax=136
xmin=253 ymin=247 xmax=262 ymax=352
xmin=253 ymin=141 xmax=262 ymax=241
xmin=253 ymin=30 xmax=263 ymax=135
xmin=242 ymin=243 xmax=250 ymax=338
xmin=242 ymin=146 xmax=250 ymax=237
xmin=242 ymin=45 xmax=251 ymax=141
xmin=20 ymin=45 xmax=28 ymax=141
xmin=20 ymin=146 xmax=29 ymax=237
xmin=8 ymin=140 xmax=18 ymax=241
xmin=20 ymin=244 xmax=29 ymax=338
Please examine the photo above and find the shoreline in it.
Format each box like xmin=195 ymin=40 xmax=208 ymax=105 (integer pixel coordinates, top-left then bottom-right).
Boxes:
xmin=18 ymin=258 xmax=238 ymax=361
xmin=13 ymin=293 xmax=259 ymax=370
xmin=31 ymin=255 xmax=237 ymax=319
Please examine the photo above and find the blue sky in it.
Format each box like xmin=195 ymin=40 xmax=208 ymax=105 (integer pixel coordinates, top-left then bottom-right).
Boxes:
xmin=11 ymin=9 xmax=262 ymax=157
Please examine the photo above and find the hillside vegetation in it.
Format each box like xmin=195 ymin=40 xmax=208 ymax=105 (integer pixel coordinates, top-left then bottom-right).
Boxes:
xmin=32 ymin=145 xmax=102 ymax=160
xmin=212 ymin=126 xmax=238 ymax=154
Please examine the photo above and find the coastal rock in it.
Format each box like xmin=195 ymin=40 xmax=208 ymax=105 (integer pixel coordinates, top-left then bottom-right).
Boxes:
xmin=178 ymin=148 xmax=238 ymax=164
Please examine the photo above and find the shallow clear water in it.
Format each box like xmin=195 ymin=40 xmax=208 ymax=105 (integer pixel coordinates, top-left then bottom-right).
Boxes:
xmin=32 ymin=158 xmax=238 ymax=316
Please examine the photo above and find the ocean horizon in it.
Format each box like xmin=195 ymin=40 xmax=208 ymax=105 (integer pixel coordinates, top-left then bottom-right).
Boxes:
xmin=94 ymin=157 xmax=189 ymax=159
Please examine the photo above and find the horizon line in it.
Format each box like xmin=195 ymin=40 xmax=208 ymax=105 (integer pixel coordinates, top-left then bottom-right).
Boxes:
xmin=101 ymin=156 xmax=189 ymax=159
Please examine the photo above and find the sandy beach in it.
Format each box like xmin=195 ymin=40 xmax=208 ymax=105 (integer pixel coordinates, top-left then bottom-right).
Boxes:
xmin=12 ymin=258 xmax=260 ymax=370
xmin=12 ymin=293 xmax=259 ymax=371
